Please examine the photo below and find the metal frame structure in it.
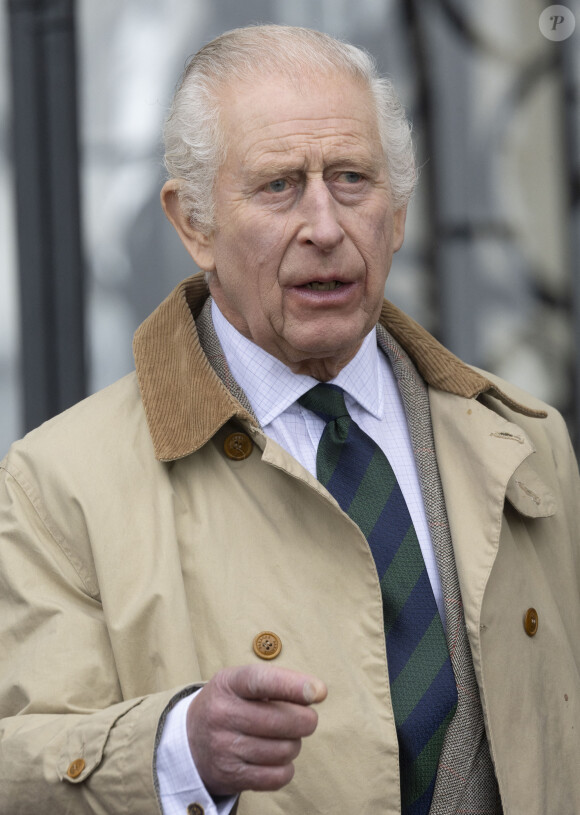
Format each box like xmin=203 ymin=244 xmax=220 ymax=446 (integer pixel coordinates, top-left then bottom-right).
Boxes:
xmin=561 ymin=33 xmax=580 ymax=451
xmin=8 ymin=0 xmax=85 ymax=433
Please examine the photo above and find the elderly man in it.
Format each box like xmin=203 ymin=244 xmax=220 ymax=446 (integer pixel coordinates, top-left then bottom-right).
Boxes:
xmin=1 ymin=24 xmax=579 ymax=815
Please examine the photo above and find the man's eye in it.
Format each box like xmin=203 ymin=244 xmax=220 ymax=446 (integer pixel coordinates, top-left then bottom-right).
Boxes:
xmin=341 ymin=172 xmax=363 ymax=184
xmin=267 ymin=179 xmax=288 ymax=193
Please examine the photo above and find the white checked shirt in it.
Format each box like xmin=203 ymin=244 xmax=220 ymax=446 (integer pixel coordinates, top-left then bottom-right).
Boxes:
xmin=156 ymin=300 xmax=443 ymax=815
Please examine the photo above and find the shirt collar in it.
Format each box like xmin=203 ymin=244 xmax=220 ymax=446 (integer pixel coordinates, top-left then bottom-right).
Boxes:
xmin=212 ymin=300 xmax=384 ymax=427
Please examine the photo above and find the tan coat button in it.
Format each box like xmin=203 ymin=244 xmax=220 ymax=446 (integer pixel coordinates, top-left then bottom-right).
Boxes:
xmin=187 ymin=805 xmax=205 ymax=815
xmin=224 ymin=432 xmax=253 ymax=461
xmin=66 ymin=758 xmax=86 ymax=779
xmin=524 ymin=608 xmax=539 ymax=636
xmin=253 ymin=631 xmax=282 ymax=660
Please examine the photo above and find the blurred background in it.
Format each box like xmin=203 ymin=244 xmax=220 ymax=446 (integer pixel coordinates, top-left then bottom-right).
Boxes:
xmin=1 ymin=0 xmax=579 ymax=456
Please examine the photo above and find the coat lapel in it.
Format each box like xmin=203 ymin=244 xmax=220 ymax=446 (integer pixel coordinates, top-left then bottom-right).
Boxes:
xmin=428 ymin=388 xmax=554 ymax=642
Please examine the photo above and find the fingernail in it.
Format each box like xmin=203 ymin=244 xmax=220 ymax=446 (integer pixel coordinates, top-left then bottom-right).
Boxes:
xmin=303 ymin=680 xmax=325 ymax=704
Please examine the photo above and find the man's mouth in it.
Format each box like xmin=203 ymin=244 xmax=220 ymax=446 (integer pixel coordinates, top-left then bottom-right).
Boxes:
xmin=304 ymin=281 xmax=343 ymax=291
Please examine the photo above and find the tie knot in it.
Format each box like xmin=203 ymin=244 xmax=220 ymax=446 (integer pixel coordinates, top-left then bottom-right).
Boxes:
xmin=298 ymin=383 xmax=349 ymax=423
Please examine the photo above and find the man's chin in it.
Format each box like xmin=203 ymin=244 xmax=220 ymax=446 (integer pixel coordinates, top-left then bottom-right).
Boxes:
xmin=277 ymin=334 xmax=366 ymax=380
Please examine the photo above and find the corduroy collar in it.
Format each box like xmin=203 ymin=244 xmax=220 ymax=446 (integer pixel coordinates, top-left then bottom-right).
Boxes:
xmin=133 ymin=273 xmax=546 ymax=462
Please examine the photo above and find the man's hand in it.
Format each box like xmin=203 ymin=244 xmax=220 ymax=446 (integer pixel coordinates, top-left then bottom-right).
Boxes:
xmin=186 ymin=664 xmax=327 ymax=796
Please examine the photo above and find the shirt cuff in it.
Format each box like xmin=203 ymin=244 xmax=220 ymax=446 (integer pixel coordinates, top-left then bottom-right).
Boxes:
xmin=156 ymin=690 xmax=238 ymax=815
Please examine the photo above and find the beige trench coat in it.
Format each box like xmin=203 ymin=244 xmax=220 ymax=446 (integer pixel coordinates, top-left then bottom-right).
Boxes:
xmin=0 ymin=275 xmax=579 ymax=814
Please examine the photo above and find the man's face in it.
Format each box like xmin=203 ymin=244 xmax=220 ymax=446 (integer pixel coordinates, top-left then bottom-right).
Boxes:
xmin=174 ymin=71 xmax=406 ymax=379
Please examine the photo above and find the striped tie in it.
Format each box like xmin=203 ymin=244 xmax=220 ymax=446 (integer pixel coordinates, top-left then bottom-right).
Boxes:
xmin=299 ymin=383 xmax=457 ymax=815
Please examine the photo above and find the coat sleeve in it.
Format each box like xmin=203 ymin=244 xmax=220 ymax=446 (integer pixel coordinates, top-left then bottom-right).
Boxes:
xmin=0 ymin=461 xmax=196 ymax=815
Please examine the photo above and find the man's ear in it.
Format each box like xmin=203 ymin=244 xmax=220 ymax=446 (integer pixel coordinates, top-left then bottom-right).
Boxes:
xmin=160 ymin=179 xmax=216 ymax=271
xmin=393 ymin=205 xmax=407 ymax=253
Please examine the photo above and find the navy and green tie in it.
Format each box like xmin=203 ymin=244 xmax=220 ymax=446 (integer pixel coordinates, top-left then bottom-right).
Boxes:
xmin=299 ymin=383 xmax=457 ymax=815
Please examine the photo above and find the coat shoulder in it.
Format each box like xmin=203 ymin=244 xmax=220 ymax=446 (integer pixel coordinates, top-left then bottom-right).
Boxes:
xmin=2 ymin=372 xmax=147 ymax=472
xmin=470 ymin=365 xmax=573 ymax=448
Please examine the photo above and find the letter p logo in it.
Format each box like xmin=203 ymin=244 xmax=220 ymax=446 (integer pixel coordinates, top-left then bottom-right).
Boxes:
xmin=539 ymin=5 xmax=576 ymax=40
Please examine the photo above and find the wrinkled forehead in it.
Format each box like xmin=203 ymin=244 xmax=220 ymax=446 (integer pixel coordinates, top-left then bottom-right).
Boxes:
xmin=214 ymin=67 xmax=382 ymax=156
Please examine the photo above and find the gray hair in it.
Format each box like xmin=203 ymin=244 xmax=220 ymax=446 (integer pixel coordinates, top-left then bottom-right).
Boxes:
xmin=163 ymin=24 xmax=416 ymax=233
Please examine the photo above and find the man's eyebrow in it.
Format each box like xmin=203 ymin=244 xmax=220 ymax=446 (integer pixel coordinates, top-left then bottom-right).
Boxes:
xmin=245 ymin=162 xmax=306 ymax=181
xmin=323 ymin=155 xmax=384 ymax=174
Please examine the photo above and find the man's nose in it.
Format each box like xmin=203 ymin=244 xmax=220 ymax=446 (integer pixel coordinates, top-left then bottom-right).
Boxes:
xmin=296 ymin=179 xmax=345 ymax=251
